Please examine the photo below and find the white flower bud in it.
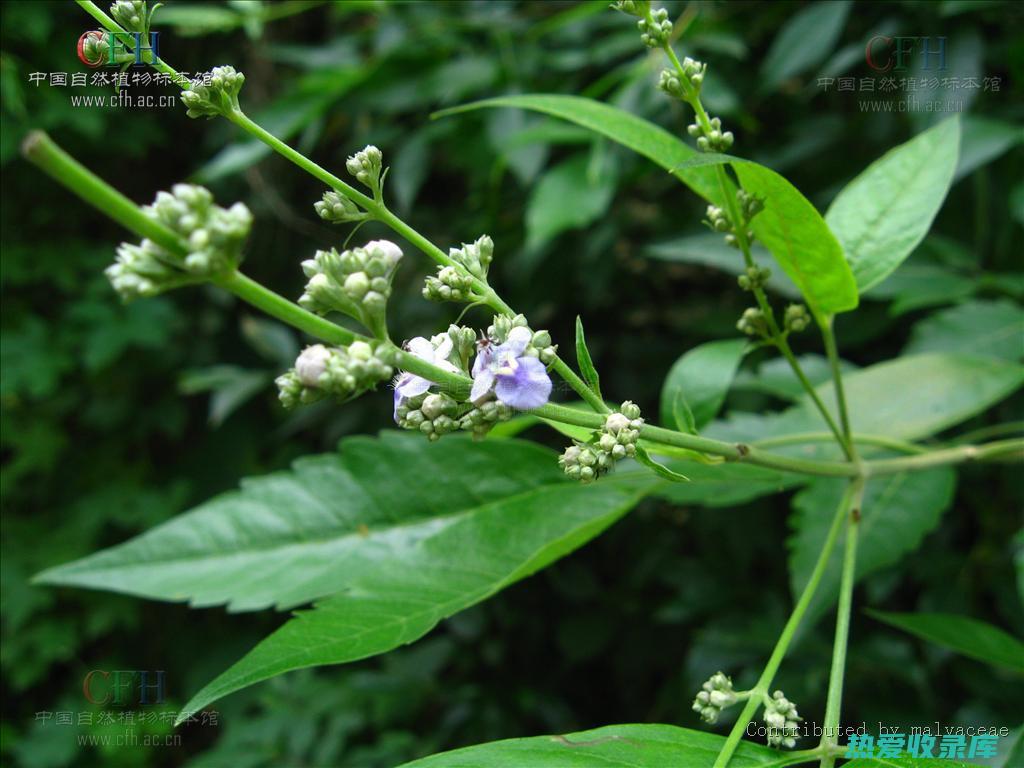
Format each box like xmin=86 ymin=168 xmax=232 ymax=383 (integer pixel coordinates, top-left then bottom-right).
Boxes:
xmin=295 ymin=344 xmax=332 ymax=387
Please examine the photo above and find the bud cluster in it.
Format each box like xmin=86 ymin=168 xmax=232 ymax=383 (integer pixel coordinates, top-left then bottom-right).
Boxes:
xmin=737 ymin=190 xmax=765 ymax=221
xmin=692 ymin=672 xmax=738 ymax=724
xmin=451 ymin=235 xmax=494 ymax=280
xmin=637 ymin=8 xmax=672 ymax=48
xmin=346 ymin=145 xmax=384 ymax=198
xmin=559 ymin=402 xmax=643 ymax=483
xmin=687 ymin=116 xmax=734 ymax=153
xmin=314 ymin=190 xmax=367 ymax=224
xmin=423 ymin=265 xmax=477 ymax=303
xmin=276 ymin=342 xmax=392 ymax=409
xmin=783 ymin=304 xmax=810 ymax=333
xmin=181 ymin=66 xmax=245 ymax=119
xmin=395 ymin=392 xmax=461 ymax=442
xmin=704 ymin=204 xmax=732 ymax=234
xmin=610 ymin=0 xmax=648 ymax=15
xmin=299 ymin=240 xmax=403 ymax=338
xmin=737 ymin=307 xmax=770 ymax=339
xmin=110 ymin=0 xmax=149 ymax=34
xmin=488 ymin=314 xmax=557 ymax=364
xmin=763 ymin=690 xmax=802 ymax=749
xmin=106 ymin=184 xmax=253 ymax=300
xmin=458 ymin=400 xmax=514 ymax=438
xmin=737 ymin=265 xmax=772 ymax=292
xmin=80 ymin=31 xmax=109 ymax=64
xmin=658 ymin=57 xmax=706 ymax=100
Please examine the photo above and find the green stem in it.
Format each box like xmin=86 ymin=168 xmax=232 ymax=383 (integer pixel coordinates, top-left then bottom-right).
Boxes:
xmin=21 ymin=131 xmax=184 ymax=255
xmin=550 ymin=357 xmax=609 ymax=413
xmin=660 ymin=35 xmax=852 ymax=460
xmin=821 ymin=320 xmax=857 ymax=461
xmin=712 ymin=480 xmax=861 ymax=768
xmin=214 ymin=272 xmax=358 ymax=346
xmin=818 ymin=478 xmax=866 ymax=767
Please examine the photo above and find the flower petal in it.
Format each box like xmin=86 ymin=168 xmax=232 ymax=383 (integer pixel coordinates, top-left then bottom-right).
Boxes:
xmin=503 ymin=326 xmax=532 ymax=357
xmin=433 ymin=334 xmax=454 ymax=363
xmin=470 ymin=368 xmax=496 ymax=404
xmin=406 ymin=337 xmax=434 ymax=360
xmin=494 ymin=356 xmax=551 ymax=410
xmin=472 ymin=345 xmax=493 ymax=377
xmin=397 ymin=374 xmax=431 ymax=399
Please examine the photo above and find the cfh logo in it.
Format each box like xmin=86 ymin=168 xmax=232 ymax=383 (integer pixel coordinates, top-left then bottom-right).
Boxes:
xmin=76 ymin=30 xmax=160 ymax=68
xmin=83 ymin=670 xmax=166 ymax=706
xmin=866 ymin=36 xmax=947 ymax=72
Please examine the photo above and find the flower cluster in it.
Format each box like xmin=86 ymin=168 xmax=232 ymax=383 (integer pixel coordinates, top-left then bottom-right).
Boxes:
xmin=559 ymin=402 xmax=643 ymax=483
xmin=637 ymin=8 xmax=672 ymax=48
xmin=658 ymin=57 xmax=706 ymax=100
xmin=276 ymin=341 xmax=393 ymax=409
xmin=692 ymin=672 xmax=738 ymax=724
xmin=763 ymin=690 xmax=803 ymax=749
xmin=298 ymin=240 xmax=403 ymax=339
xmin=783 ymin=304 xmax=810 ymax=333
xmin=346 ymin=145 xmax=384 ymax=198
xmin=737 ymin=265 xmax=772 ymax=292
xmin=314 ymin=190 xmax=367 ymax=224
xmin=106 ymin=184 xmax=252 ymax=300
xmin=736 ymin=307 xmax=769 ymax=339
xmin=110 ymin=0 xmax=149 ymax=34
xmin=688 ymin=115 xmax=734 ymax=153
xmin=181 ymin=66 xmax=245 ymax=119
xmin=423 ymin=235 xmax=495 ymax=302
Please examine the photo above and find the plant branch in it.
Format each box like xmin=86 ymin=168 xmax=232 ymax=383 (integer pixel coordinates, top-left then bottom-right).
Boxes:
xmin=818 ymin=478 xmax=866 ymax=768
xmin=711 ymin=479 xmax=862 ymax=768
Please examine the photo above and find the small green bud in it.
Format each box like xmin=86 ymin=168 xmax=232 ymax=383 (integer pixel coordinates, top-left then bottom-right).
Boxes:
xmin=637 ymin=8 xmax=672 ymax=48
xmin=278 ymin=342 xmax=393 ymax=408
xmin=346 ymin=145 xmax=384 ymax=196
xmin=314 ymin=190 xmax=367 ymax=224
xmin=180 ymin=66 xmax=245 ymax=119
xmin=110 ymin=0 xmax=147 ymax=33
xmin=784 ymin=304 xmax=810 ymax=333
xmin=737 ymin=307 xmax=770 ymax=338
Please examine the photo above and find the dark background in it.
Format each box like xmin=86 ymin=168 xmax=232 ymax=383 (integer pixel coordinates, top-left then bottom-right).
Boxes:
xmin=1 ymin=1 xmax=1022 ymax=766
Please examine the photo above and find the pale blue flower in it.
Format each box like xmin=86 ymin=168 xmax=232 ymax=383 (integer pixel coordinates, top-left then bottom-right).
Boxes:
xmin=470 ymin=326 xmax=552 ymax=410
xmin=392 ymin=335 xmax=457 ymax=420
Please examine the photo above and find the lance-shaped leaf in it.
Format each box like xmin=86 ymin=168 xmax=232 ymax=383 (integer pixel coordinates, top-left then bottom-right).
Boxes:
xmin=37 ymin=433 xmax=655 ymax=614
xmin=395 ymin=724 xmax=784 ymax=767
xmin=866 ymin=610 xmax=1024 ymax=674
xmin=826 ymin=116 xmax=961 ymax=293
xmin=434 ymin=94 xmax=725 ymax=205
xmin=51 ymin=432 xmax=656 ymax=722
xmin=659 ymin=338 xmax=748 ymax=431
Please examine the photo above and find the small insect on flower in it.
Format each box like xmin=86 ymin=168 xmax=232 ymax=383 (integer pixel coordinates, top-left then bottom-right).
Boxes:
xmin=470 ymin=326 xmax=552 ymax=411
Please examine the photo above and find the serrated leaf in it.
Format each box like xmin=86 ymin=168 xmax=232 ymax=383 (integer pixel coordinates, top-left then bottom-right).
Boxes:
xmin=37 ymin=433 xmax=654 ymax=614
xmin=660 ymin=339 xmax=748 ymax=431
xmin=574 ymin=315 xmax=602 ymax=399
xmin=866 ymin=610 xmax=1024 ymax=673
xmin=90 ymin=432 xmax=656 ymax=721
xmin=826 ymin=117 xmax=961 ymax=293
xmin=903 ymin=300 xmax=1024 ymax=361
xmin=395 ymin=723 xmax=784 ymax=767
xmin=789 ymin=470 xmax=956 ymax=627
xmin=435 ymin=94 xmax=725 ymax=205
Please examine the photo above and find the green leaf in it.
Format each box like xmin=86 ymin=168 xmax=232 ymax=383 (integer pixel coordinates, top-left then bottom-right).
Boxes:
xmin=659 ymin=339 xmax=747 ymax=432
xmin=672 ymin=391 xmax=698 ymax=435
xmin=733 ymin=354 xmax=859 ymax=403
xmin=760 ymin=1 xmax=852 ymax=92
xmin=866 ymin=610 xmax=1024 ymax=674
xmin=634 ymin=445 xmax=689 ymax=483
xmin=435 ymin=94 xmax=724 ymax=205
xmin=789 ymin=469 xmax=957 ymax=627
xmin=956 ymin=115 xmax=1024 ymax=181
xmin=826 ymin=117 xmax=961 ymax=293
xmin=89 ymin=433 xmax=656 ymax=721
xmin=526 ymin=153 xmax=615 ymax=248
xmin=653 ymin=463 xmax=805 ymax=508
xmin=395 ymin=723 xmax=784 ymax=767
xmin=575 ymin=316 xmax=602 ymax=399
xmin=734 ymin=161 xmax=859 ymax=320
xmin=904 ymin=300 xmax=1024 ymax=361
xmin=645 ymin=233 xmax=802 ymax=299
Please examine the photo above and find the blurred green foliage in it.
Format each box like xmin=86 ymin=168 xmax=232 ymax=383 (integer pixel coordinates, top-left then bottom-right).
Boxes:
xmin=1 ymin=1 xmax=1021 ymax=766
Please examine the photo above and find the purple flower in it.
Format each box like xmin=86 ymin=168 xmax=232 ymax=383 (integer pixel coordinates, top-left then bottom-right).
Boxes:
xmin=392 ymin=335 xmax=458 ymax=420
xmin=470 ymin=326 xmax=552 ymax=410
